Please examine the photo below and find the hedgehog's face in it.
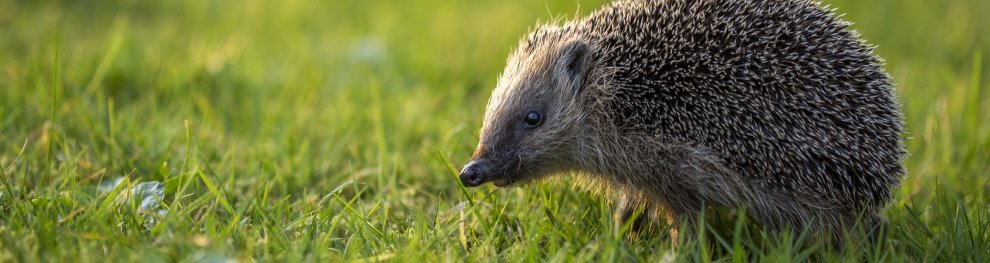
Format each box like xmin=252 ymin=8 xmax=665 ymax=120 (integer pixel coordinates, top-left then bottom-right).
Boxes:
xmin=460 ymin=37 xmax=595 ymax=187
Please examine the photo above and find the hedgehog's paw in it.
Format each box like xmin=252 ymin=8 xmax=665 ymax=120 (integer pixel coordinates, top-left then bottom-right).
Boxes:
xmin=614 ymin=196 xmax=649 ymax=236
xmin=614 ymin=196 xmax=674 ymax=242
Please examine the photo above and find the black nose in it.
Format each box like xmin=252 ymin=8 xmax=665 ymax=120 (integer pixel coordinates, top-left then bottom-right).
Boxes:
xmin=459 ymin=160 xmax=485 ymax=187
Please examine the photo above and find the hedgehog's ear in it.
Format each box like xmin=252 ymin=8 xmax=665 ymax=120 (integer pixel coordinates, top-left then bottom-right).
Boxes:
xmin=556 ymin=40 xmax=593 ymax=97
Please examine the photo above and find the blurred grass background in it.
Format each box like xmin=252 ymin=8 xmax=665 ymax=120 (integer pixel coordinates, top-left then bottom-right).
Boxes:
xmin=1 ymin=0 xmax=988 ymax=261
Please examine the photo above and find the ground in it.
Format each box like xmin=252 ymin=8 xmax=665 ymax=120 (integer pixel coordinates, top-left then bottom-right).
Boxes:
xmin=1 ymin=0 xmax=989 ymax=261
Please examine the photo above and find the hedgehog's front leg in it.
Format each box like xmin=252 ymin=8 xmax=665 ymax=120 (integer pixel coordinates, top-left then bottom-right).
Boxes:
xmin=615 ymin=192 xmax=687 ymax=242
xmin=614 ymin=193 xmax=650 ymax=235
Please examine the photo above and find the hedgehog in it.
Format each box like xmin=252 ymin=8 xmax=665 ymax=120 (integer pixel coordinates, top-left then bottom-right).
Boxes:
xmin=458 ymin=0 xmax=905 ymax=243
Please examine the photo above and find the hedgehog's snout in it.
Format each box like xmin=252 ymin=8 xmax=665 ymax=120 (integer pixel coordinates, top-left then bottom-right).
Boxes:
xmin=459 ymin=159 xmax=489 ymax=187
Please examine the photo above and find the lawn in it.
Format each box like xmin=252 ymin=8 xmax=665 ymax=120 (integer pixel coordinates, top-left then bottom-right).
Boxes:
xmin=1 ymin=0 xmax=988 ymax=261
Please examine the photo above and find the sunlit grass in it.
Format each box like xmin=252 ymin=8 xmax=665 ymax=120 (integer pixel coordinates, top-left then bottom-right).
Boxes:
xmin=1 ymin=0 xmax=988 ymax=261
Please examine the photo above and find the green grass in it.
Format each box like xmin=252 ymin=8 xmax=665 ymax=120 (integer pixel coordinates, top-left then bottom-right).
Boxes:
xmin=1 ymin=0 xmax=988 ymax=261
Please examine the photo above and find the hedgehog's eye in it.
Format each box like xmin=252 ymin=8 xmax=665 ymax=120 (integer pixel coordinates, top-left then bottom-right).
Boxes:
xmin=524 ymin=111 xmax=542 ymax=127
